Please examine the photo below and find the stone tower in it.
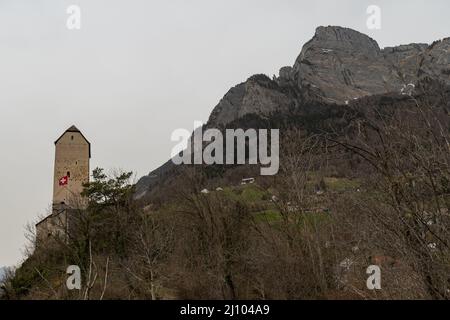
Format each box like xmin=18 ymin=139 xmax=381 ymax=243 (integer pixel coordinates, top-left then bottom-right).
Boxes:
xmin=53 ymin=125 xmax=90 ymax=208
xmin=36 ymin=126 xmax=91 ymax=243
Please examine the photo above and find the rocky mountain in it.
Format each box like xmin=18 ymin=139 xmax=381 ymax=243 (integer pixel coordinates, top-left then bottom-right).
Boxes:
xmin=135 ymin=26 xmax=450 ymax=197
xmin=207 ymin=74 xmax=298 ymax=127
xmin=208 ymin=26 xmax=450 ymax=126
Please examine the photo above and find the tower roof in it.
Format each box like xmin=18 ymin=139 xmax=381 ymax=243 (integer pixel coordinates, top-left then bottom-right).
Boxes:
xmin=54 ymin=125 xmax=91 ymax=158
xmin=66 ymin=125 xmax=81 ymax=132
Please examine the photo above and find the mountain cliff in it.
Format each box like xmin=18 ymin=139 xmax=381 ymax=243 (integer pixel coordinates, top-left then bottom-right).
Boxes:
xmin=208 ymin=26 xmax=450 ymax=125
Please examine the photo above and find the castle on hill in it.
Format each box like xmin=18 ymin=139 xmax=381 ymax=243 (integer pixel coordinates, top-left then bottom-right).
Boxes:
xmin=36 ymin=126 xmax=90 ymax=242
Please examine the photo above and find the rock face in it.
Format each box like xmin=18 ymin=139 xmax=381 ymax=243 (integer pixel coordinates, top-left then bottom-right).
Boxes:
xmin=418 ymin=38 xmax=450 ymax=85
xmin=382 ymin=44 xmax=428 ymax=85
xmin=293 ymin=26 xmax=404 ymax=104
xmin=292 ymin=26 xmax=450 ymax=104
xmin=207 ymin=75 xmax=295 ymax=127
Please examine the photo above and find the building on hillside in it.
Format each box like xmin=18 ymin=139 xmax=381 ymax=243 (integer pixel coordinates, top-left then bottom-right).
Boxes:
xmin=241 ymin=178 xmax=255 ymax=185
xmin=36 ymin=126 xmax=91 ymax=243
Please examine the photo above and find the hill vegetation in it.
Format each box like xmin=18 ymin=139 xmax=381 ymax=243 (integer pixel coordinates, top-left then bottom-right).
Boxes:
xmin=2 ymin=80 xmax=450 ymax=299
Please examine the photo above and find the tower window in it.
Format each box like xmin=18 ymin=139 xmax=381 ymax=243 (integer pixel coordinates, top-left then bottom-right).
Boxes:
xmin=71 ymin=135 xmax=74 ymax=140
xmin=67 ymin=171 xmax=71 ymax=177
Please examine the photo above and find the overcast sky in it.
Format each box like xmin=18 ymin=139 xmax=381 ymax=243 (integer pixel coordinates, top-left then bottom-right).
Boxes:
xmin=0 ymin=0 xmax=449 ymax=267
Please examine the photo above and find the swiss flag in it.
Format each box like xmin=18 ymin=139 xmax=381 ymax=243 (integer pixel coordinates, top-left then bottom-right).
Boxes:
xmin=59 ymin=176 xmax=69 ymax=186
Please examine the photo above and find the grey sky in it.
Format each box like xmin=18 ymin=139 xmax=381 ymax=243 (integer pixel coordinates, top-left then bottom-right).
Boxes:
xmin=0 ymin=0 xmax=449 ymax=267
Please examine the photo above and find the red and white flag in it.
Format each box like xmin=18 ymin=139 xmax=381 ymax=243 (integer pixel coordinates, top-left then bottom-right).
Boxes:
xmin=59 ymin=176 xmax=69 ymax=186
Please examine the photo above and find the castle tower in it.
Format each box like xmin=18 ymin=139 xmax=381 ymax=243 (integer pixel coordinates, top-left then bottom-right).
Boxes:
xmin=36 ymin=126 xmax=91 ymax=243
xmin=53 ymin=125 xmax=90 ymax=208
